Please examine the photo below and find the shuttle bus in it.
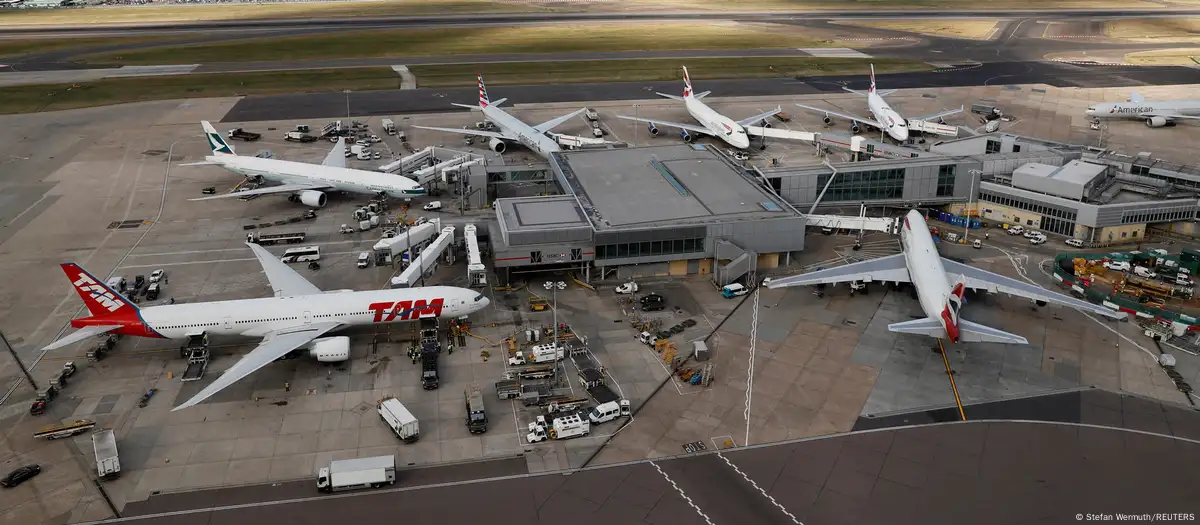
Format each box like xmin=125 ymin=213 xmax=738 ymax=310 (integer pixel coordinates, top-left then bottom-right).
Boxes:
xmin=280 ymin=246 xmax=321 ymax=263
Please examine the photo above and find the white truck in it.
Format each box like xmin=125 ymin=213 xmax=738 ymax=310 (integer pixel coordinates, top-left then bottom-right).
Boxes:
xmin=317 ymin=455 xmax=396 ymax=494
xmin=588 ymin=399 xmax=631 ymax=424
xmin=377 ymin=397 xmax=420 ymax=443
xmin=382 ymin=119 xmax=397 ymax=135
xmin=91 ymin=429 xmax=121 ymax=480
xmin=584 ymin=109 xmax=599 ymax=121
xmin=526 ymin=413 xmax=590 ymax=443
xmin=508 ymin=343 xmax=564 ymax=366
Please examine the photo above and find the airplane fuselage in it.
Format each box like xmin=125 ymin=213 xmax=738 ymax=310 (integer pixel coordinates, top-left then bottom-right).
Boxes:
xmin=868 ymin=91 xmax=910 ymax=142
xmin=482 ymin=105 xmax=564 ymax=157
xmin=209 ymin=154 xmax=426 ymax=197
xmin=70 ymin=286 xmax=487 ymax=340
xmin=1086 ymin=101 xmax=1200 ymax=119
xmin=898 ymin=210 xmax=955 ymax=340
xmin=684 ymin=96 xmax=751 ymax=149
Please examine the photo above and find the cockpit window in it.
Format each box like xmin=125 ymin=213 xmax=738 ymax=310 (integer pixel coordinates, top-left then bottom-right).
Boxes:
xmin=736 ymin=130 xmax=745 ymax=135
xmin=897 ymin=122 xmax=907 ymax=128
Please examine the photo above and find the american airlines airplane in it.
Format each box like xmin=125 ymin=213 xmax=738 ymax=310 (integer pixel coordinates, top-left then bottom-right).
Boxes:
xmin=615 ymin=66 xmax=783 ymax=150
xmin=763 ymin=210 xmax=1124 ymax=344
xmin=187 ymin=121 xmax=426 ymax=207
xmin=412 ymin=75 xmax=588 ymax=157
xmin=41 ymin=243 xmax=490 ymax=410
xmin=1085 ymin=90 xmax=1200 ymax=127
xmin=796 ymin=64 xmax=962 ymax=142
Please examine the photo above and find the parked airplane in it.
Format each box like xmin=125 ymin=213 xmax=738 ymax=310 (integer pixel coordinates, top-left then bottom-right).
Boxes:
xmin=40 ymin=243 xmax=490 ymax=410
xmin=187 ymin=121 xmax=425 ymax=207
xmin=795 ymin=64 xmax=962 ymax=142
xmin=614 ymin=66 xmax=784 ymax=150
xmin=1085 ymin=90 xmax=1200 ymax=127
xmin=763 ymin=210 xmax=1124 ymax=344
xmin=411 ymin=75 xmax=589 ymax=157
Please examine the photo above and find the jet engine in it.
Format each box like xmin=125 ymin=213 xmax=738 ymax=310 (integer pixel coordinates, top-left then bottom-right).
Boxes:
xmin=297 ymin=190 xmax=328 ymax=208
xmin=760 ymin=119 xmax=772 ymax=129
xmin=304 ymin=336 xmax=350 ymax=362
xmin=679 ymin=129 xmax=695 ymax=143
xmin=850 ymin=123 xmax=861 ymax=134
xmin=1034 ymin=300 xmax=1048 ymax=307
xmin=823 ymin=116 xmax=833 ymax=126
xmin=488 ymin=137 xmax=507 ymax=153
xmin=1145 ymin=116 xmax=1172 ymax=128
xmin=646 ymin=123 xmax=658 ymax=136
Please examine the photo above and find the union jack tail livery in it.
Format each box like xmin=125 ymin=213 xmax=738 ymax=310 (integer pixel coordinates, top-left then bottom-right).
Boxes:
xmin=868 ymin=63 xmax=876 ymax=94
xmin=682 ymin=66 xmax=694 ymax=99
xmin=478 ymin=74 xmax=490 ymax=108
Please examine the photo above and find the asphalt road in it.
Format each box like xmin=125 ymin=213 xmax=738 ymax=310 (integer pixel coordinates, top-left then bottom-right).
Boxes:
xmin=220 ymin=62 xmax=1200 ymax=123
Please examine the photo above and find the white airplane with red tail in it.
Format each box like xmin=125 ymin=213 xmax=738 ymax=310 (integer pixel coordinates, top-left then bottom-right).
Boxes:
xmin=41 ymin=243 xmax=490 ymax=410
xmin=763 ymin=210 xmax=1124 ymax=344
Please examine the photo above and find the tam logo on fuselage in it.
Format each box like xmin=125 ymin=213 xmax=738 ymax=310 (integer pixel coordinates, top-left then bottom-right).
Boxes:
xmin=369 ymin=298 xmax=446 ymax=322
xmin=72 ymin=274 xmax=124 ymax=313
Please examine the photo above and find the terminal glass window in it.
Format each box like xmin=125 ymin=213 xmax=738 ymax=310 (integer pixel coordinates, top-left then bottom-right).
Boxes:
xmin=985 ymin=140 xmax=1001 ymax=154
xmin=936 ymin=165 xmax=957 ymax=197
xmin=595 ymin=237 xmax=705 ymax=260
xmin=815 ymin=168 xmax=904 ymax=202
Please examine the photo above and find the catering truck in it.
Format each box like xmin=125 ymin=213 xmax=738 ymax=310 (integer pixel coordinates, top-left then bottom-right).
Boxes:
xmin=91 ymin=429 xmax=121 ymax=480
xmin=377 ymin=397 xmax=420 ymax=443
xmin=317 ymin=455 xmax=396 ymax=494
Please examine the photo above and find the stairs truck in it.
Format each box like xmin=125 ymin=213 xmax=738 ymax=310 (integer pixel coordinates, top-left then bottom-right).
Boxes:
xmin=91 ymin=429 xmax=121 ymax=480
xmin=465 ymin=384 xmax=488 ymax=434
xmin=317 ymin=455 xmax=396 ymax=493
xmin=377 ymin=397 xmax=420 ymax=443
xmin=227 ymin=128 xmax=262 ymax=141
xmin=526 ymin=413 xmax=590 ymax=443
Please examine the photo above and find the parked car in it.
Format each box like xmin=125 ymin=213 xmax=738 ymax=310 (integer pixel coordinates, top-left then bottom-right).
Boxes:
xmin=1007 ymin=225 xmax=1024 ymax=235
xmin=1029 ymin=236 xmax=1046 ymax=245
xmin=1104 ymin=260 xmax=1131 ymax=272
xmin=1023 ymin=230 xmax=1042 ymax=239
xmin=615 ymin=282 xmax=639 ymax=294
xmin=1065 ymin=238 xmax=1085 ymax=248
xmin=1 ymin=465 xmax=41 ymax=488
xmin=149 ymin=269 xmax=166 ymax=283
xmin=1133 ymin=266 xmax=1157 ymax=279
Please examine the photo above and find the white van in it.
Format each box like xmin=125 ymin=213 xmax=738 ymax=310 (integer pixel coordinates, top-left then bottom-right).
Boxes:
xmin=588 ymin=400 xmax=631 ymax=424
xmin=1133 ymin=266 xmax=1157 ymax=279
xmin=721 ymin=283 xmax=748 ymax=298
xmin=1007 ymin=225 xmax=1024 ymax=235
xmin=106 ymin=276 xmax=127 ymax=292
xmin=357 ymin=252 xmax=371 ymax=269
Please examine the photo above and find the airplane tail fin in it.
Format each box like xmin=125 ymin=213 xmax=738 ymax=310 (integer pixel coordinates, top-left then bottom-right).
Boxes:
xmin=60 ymin=263 xmax=140 ymax=317
xmin=201 ymin=120 xmax=236 ymax=156
xmin=682 ymin=65 xmax=694 ymax=99
xmin=1129 ymin=90 xmax=1145 ymax=103
xmin=477 ymin=73 xmax=491 ymax=108
xmin=869 ymin=64 xmax=876 ymax=94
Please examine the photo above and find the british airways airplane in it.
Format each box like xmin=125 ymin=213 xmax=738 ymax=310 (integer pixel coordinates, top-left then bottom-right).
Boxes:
xmin=40 ymin=243 xmax=489 ymax=410
xmin=796 ymin=64 xmax=962 ymax=142
xmin=764 ymin=210 xmax=1124 ymax=344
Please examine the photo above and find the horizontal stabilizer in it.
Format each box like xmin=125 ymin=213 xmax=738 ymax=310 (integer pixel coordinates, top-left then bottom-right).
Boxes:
xmin=958 ymin=319 xmax=1029 ymax=345
xmin=40 ymin=325 xmax=122 ymax=352
xmin=179 ymin=161 xmax=221 ymax=167
xmin=654 ymin=92 xmax=685 ymax=101
xmin=887 ymin=317 xmax=945 ymax=338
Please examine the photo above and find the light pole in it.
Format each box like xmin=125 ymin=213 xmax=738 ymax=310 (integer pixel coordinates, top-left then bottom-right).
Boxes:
xmin=544 ymin=280 xmax=566 ymax=385
xmin=634 ymin=104 xmax=640 ymax=143
xmin=343 ymin=90 xmax=351 ymax=121
xmin=964 ymin=168 xmax=982 ymax=243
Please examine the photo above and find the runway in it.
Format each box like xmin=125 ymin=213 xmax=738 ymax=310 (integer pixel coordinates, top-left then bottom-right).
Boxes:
xmin=220 ymin=61 xmax=1200 ymax=122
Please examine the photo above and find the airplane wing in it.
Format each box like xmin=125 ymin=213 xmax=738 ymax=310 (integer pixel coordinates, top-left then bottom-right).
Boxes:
xmin=615 ymin=115 xmax=713 ymax=136
xmin=795 ymin=103 xmax=885 ymax=129
xmin=532 ymin=107 xmax=589 ymax=134
xmin=744 ymin=125 xmax=818 ymax=141
xmin=940 ymin=258 xmax=1126 ymax=320
xmin=412 ymin=124 xmax=511 ymax=138
xmin=39 ymin=325 xmax=122 ymax=352
xmin=763 ymin=253 xmax=911 ymax=288
xmin=322 ymin=137 xmax=346 ymax=168
xmin=172 ymin=322 xmax=341 ymax=411
xmin=1143 ymin=112 xmax=1200 ymax=120
xmin=913 ymin=106 xmax=964 ymax=123
xmin=737 ymin=106 xmax=783 ymax=127
xmin=245 ymin=242 xmax=322 ymax=297
xmin=188 ymin=182 xmax=330 ymax=201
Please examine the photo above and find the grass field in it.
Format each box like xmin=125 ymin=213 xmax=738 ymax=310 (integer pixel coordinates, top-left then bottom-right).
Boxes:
xmin=80 ymin=23 xmax=840 ymax=65
xmin=408 ymin=57 xmax=932 ymax=87
xmin=830 ymin=19 xmax=1001 ymax=40
xmin=0 ymin=35 xmax=188 ymax=60
xmin=0 ymin=0 xmax=1172 ymax=27
xmin=0 ymin=67 xmax=400 ymax=115
xmin=1105 ymin=18 xmax=1200 ymax=43
xmin=1124 ymin=48 xmax=1200 ymax=65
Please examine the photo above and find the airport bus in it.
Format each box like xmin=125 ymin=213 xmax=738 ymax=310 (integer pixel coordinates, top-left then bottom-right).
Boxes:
xmin=280 ymin=246 xmax=321 ymax=263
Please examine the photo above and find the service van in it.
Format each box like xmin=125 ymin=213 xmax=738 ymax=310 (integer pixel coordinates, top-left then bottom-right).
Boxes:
xmin=1104 ymin=260 xmax=1131 ymax=272
xmin=1065 ymin=238 xmax=1085 ymax=248
xmin=1133 ymin=266 xmax=1157 ymax=279
xmin=588 ymin=400 xmax=631 ymax=424
xmin=720 ymin=283 xmax=748 ymax=298
xmin=1007 ymin=225 xmax=1024 ymax=235
xmin=357 ymin=252 xmax=371 ymax=269
xmin=106 ymin=276 xmax=127 ymax=293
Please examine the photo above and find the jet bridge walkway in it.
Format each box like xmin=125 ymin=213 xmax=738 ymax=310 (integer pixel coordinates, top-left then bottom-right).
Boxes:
xmin=391 ymin=226 xmax=456 ymax=288
xmin=464 ymin=224 xmax=486 ymax=288
xmin=373 ymin=219 xmax=441 ymax=264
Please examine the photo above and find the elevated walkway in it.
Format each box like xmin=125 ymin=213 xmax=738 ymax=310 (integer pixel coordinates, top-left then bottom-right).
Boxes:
xmin=411 ymin=155 xmax=474 ymax=186
xmin=374 ymin=218 xmax=441 ymax=262
xmin=805 ymin=214 xmax=900 ymax=235
xmin=378 ymin=146 xmax=434 ymax=173
xmin=464 ymin=224 xmax=486 ymax=288
xmin=391 ymin=226 xmax=456 ymax=288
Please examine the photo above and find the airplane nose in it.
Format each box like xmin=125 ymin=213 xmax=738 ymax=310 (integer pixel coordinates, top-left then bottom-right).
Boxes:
xmin=896 ymin=129 xmax=909 ymax=142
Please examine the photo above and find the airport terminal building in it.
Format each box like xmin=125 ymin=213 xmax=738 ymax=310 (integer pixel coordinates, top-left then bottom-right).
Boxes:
xmin=490 ymin=145 xmax=807 ymax=286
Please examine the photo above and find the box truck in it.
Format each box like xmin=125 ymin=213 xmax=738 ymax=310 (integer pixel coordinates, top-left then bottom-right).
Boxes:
xmin=377 ymin=397 xmax=420 ymax=443
xmin=316 ymin=455 xmax=396 ymax=493
xmin=92 ymin=429 xmax=121 ymax=480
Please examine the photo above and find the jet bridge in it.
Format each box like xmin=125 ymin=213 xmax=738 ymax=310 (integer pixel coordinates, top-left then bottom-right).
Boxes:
xmin=373 ymin=218 xmax=441 ymax=264
xmin=464 ymin=224 xmax=486 ymax=287
xmin=805 ymin=214 xmax=900 ymax=235
xmin=378 ymin=146 xmax=434 ymax=173
xmin=390 ymin=226 xmax=456 ymax=288
xmin=412 ymin=155 xmax=473 ymax=185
